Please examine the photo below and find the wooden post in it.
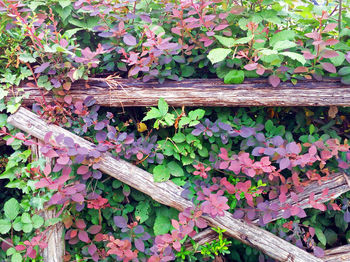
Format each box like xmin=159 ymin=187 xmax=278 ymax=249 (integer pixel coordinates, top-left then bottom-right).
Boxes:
xmin=31 ymin=139 xmax=65 ymax=262
xmin=323 ymin=244 xmax=350 ymax=261
xmin=8 ymin=107 xmax=322 ymax=262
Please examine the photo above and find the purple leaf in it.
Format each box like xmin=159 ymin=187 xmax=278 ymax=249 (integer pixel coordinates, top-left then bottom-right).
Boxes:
xmin=88 ymin=244 xmax=97 ymax=256
xmin=344 ymin=210 xmax=350 ymax=222
xmin=240 ymin=127 xmax=254 ymax=138
xmin=34 ymin=62 xmax=50 ymax=74
xmin=313 ymin=246 xmax=325 ymax=258
xmin=135 ymin=238 xmax=145 ymax=252
xmin=123 ymin=34 xmax=137 ymax=46
xmin=279 ymin=158 xmax=290 ymax=170
xmin=57 ymin=156 xmax=70 ymax=165
xmin=78 ymin=230 xmax=89 ymax=243
xmin=71 ymin=193 xmax=84 ymax=203
xmin=77 ymin=165 xmax=89 ymax=175
xmin=87 ymin=225 xmax=101 ymax=235
xmin=268 ymin=75 xmax=280 ymax=88
xmin=94 ymin=122 xmax=105 ymax=131
xmin=96 ymin=131 xmax=107 ymax=142
xmin=134 ymin=225 xmax=144 ymax=234
xmin=113 ymin=216 xmax=127 ymax=228
xmin=232 ymin=210 xmax=244 ymax=219
xmin=321 ymin=62 xmax=336 ymax=73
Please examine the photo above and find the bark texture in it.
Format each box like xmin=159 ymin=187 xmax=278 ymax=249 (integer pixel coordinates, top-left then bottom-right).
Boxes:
xmin=13 ymin=78 xmax=350 ymax=107
xmin=7 ymin=107 xmax=323 ymax=262
xmin=324 ymin=244 xmax=350 ymax=261
xmin=31 ymin=139 xmax=65 ymax=262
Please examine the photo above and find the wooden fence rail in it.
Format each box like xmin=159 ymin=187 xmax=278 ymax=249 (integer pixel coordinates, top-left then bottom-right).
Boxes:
xmin=8 ymin=107 xmax=322 ymax=262
xmin=191 ymin=172 xmax=350 ymax=248
xmin=11 ymin=78 xmax=350 ymax=107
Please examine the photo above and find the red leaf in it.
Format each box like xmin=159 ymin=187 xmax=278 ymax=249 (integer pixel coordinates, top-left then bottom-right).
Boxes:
xmin=78 ymin=230 xmax=90 ymax=243
xmin=305 ymin=31 xmax=321 ymax=40
xmin=321 ymin=50 xmax=339 ymax=59
xmin=244 ymin=63 xmax=258 ymax=71
xmin=15 ymin=245 xmax=26 ymax=251
xmin=44 ymin=131 xmax=53 ymax=144
xmin=88 ymin=244 xmax=97 ymax=256
xmin=325 ymin=38 xmax=339 ymax=46
xmin=43 ymin=164 xmax=51 ymax=176
xmin=268 ymin=75 xmax=280 ymax=88
xmin=76 ymin=219 xmax=86 ymax=229
xmin=57 ymin=156 xmax=70 ymax=165
xmin=321 ymin=62 xmax=336 ymax=73
xmin=77 ymin=165 xmax=89 ymax=175
xmin=6 ymin=137 xmax=14 ymax=145
xmin=123 ymin=34 xmax=137 ymax=46
xmin=294 ymin=66 xmax=308 ymax=73
xmin=323 ymin=23 xmax=337 ymax=33
xmin=72 ymin=193 xmax=84 ymax=203
xmin=87 ymin=225 xmax=101 ymax=235
xmin=302 ymin=50 xmax=316 ymax=60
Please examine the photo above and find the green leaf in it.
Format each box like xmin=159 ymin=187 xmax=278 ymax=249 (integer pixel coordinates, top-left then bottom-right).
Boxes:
xmin=19 ymin=53 xmax=36 ymax=63
xmin=338 ymin=66 xmax=350 ymax=76
xmin=0 ymin=89 xmax=9 ymax=100
xmin=32 ymin=214 xmax=44 ymax=229
xmin=269 ymin=30 xmax=296 ymax=46
xmin=0 ymin=219 xmax=11 ymax=234
xmin=324 ymin=229 xmax=337 ymax=245
xmin=234 ymin=35 xmax=254 ymax=45
xmin=64 ymin=28 xmax=82 ymax=38
xmin=153 ymin=215 xmax=171 ymax=235
xmin=208 ymin=48 xmax=232 ymax=64
xmin=214 ymin=35 xmax=235 ymax=48
xmin=167 ymin=161 xmax=184 ymax=177
xmin=142 ymin=108 xmax=162 ymax=121
xmin=181 ymin=65 xmax=195 ymax=77
xmin=11 ymin=253 xmax=22 ymax=262
xmin=153 ymin=165 xmax=170 ymax=182
xmin=188 ymin=109 xmax=205 ymax=121
xmin=265 ymin=120 xmax=274 ymax=132
xmin=158 ymin=98 xmax=168 ymax=116
xmin=224 ymin=70 xmax=245 ymax=84
xmin=21 ymin=213 xmax=31 ymax=224
xmin=315 ymin=227 xmax=327 ymax=246
xmin=273 ymin=40 xmax=297 ymax=51
xmin=27 ymin=1 xmax=44 ymax=10
xmin=22 ymin=223 xmax=33 ymax=233
xmin=341 ymin=75 xmax=350 ymax=85
xmin=13 ymin=218 xmax=23 ymax=232
xmin=59 ymin=0 xmax=71 ymax=8
xmin=329 ymin=51 xmax=345 ymax=67
xmin=280 ymin=52 xmax=306 ymax=65
xmin=4 ymin=198 xmax=19 ymax=220
xmin=44 ymin=217 xmax=61 ymax=227
xmin=173 ymin=133 xmax=186 ymax=143
xmin=135 ymin=201 xmax=150 ymax=223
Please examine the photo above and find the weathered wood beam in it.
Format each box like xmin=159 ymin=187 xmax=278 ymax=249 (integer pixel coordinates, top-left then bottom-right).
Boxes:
xmin=8 ymin=107 xmax=322 ymax=262
xmin=323 ymin=244 xmax=350 ymax=261
xmin=31 ymin=139 xmax=65 ymax=262
xmin=12 ymin=78 xmax=350 ymax=107
xmin=191 ymin=172 xmax=350 ymax=248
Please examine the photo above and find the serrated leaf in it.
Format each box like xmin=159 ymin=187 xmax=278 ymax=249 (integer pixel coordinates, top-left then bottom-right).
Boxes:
xmin=32 ymin=214 xmax=44 ymax=229
xmin=22 ymin=223 xmax=33 ymax=233
xmin=142 ymin=108 xmax=162 ymax=121
xmin=21 ymin=213 xmax=31 ymax=224
xmin=0 ymin=219 xmax=11 ymax=234
xmin=167 ymin=161 xmax=184 ymax=177
xmin=19 ymin=53 xmax=36 ymax=63
xmin=234 ymin=35 xmax=254 ymax=45
xmin=11 ymin=253 xmax=22 ymax=262
xmin=208 ymin=48 xmax=232 ymax=64
xmin=153 ymin=215 xmax=171 ymax=235
xmin=280 ymin=51 xmax=306 ymax=65
xmin=4 ymin=198 xmax=19 ymax=220
xmin=59 ymin=0 xmax=71 ymax=9
xmin=158 ymin=98 xmax=168 ymax=116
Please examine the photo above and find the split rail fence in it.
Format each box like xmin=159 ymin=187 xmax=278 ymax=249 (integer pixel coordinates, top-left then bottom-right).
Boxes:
xmin=4 ymin=78 xmax=350 ymax=261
